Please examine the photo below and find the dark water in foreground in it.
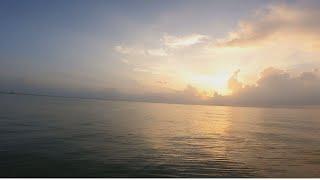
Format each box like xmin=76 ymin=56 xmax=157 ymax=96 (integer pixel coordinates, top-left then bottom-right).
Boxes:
xmin=1 ymin=94 xmax=320 ymax=177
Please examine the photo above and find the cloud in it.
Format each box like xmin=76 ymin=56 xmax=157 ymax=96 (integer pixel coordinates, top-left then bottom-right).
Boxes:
xmin=227 ymin=69 xmax=243 ymax=93
xmin=183 ymin=84 xmax=201 ymax=96
xmin=121 ymin=59 xmax=129 ymax=65
xmin=156 ymin=80 xmax=167 ymax=85
xmin=115 ymin=33 xmax=209 ymax=57
xmin=133 ymin=68 xmax=151 ymax=73
xmin=137 ymin=84 xmax=207 ymax=104
xmin=161 ymin=34 xmax=209 ymax=48
xmin=211 ymin=67 xmax=320 ymax=106
xmin=114 ymin=45 xmax=167 ymax=56
xmin=114 ymin=45 xmax=142 ymax=55
xmin=145 ymin=48 xmax=168 ymax=56
xmin=5 ymin=65 xmax=320 ymax=107
xmin=213 ymin=3 xmax=320 ymax=48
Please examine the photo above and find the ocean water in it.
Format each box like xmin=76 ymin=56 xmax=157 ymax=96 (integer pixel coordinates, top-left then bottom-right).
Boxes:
xmin=0 ymin=94 xmax=320 ymax=177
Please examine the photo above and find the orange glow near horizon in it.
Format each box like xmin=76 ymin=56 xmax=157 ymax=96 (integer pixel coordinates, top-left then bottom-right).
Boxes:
xmin=190 ymin=74 xmax=230 ymax=96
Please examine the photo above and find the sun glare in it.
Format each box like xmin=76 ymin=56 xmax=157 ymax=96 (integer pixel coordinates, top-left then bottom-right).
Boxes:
xmin=190 ymin=75 xmax=230 ymax=96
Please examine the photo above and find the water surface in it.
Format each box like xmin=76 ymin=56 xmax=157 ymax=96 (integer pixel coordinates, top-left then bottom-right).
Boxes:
xmin=1 ymin=94 xmax=320 ymax=177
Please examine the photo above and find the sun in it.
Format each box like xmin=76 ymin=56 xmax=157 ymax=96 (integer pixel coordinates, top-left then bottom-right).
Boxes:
xmin=190 ymin=74 xmax=230 ymax=96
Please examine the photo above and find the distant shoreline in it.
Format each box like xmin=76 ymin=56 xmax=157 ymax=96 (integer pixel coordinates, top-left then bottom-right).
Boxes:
xmin=0 ymin=91 xmax=116 ymax=102
xmin=0 ymin=91 xmax=206 ymax=106
xmin=0 ymin=91 xmax=222 ymax=107
xmin=1 ymin=91 xmax=319 ymax=110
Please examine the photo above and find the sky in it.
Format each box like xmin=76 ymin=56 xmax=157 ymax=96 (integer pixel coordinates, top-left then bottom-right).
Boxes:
xmin=1 ymin=0 xmax=320 ymax=106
